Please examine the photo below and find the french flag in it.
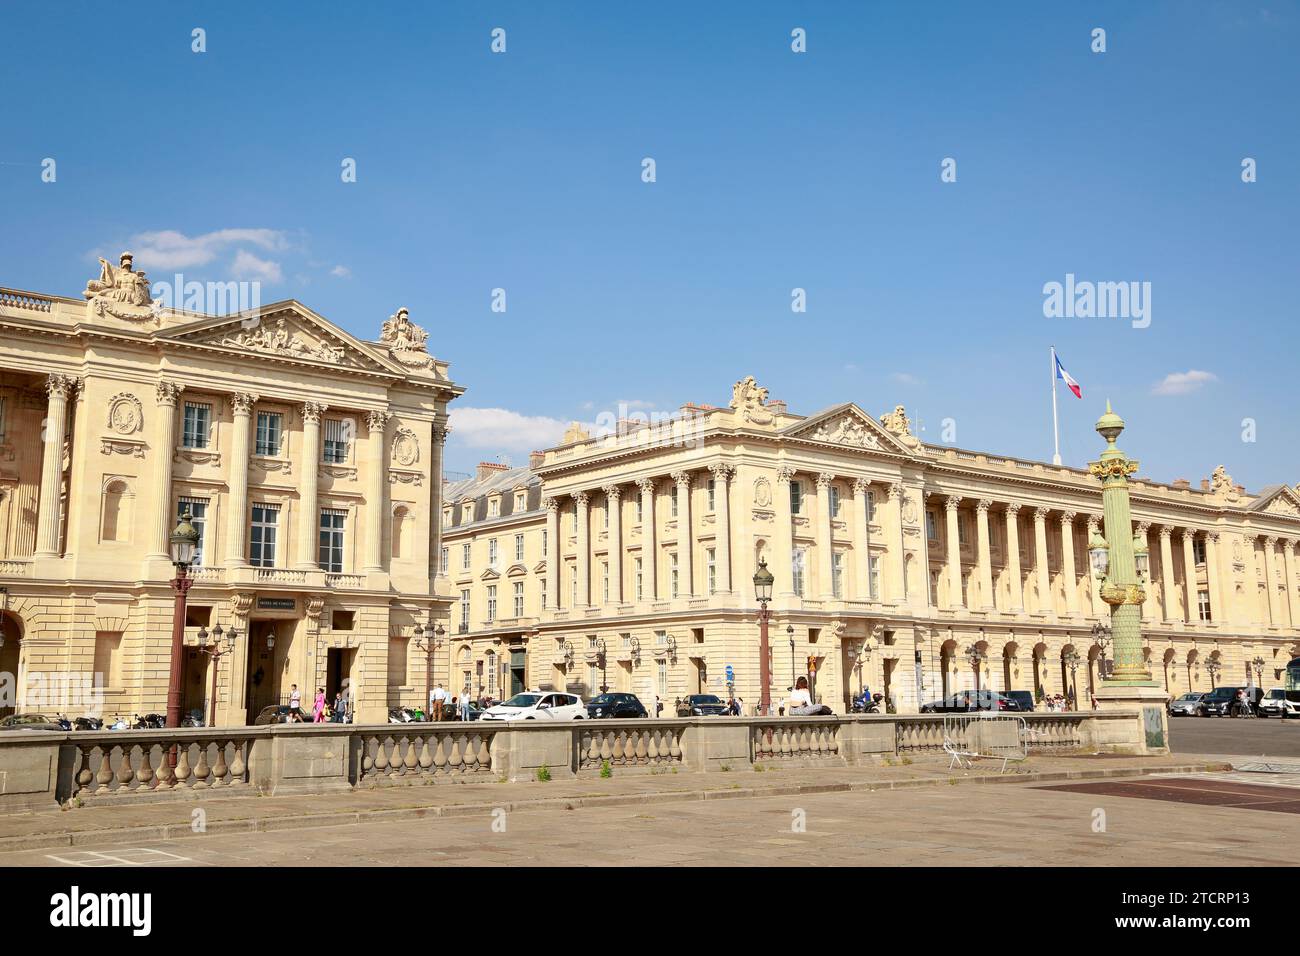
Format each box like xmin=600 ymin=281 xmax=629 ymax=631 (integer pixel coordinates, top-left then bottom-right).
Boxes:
xmin=1055 ymin=352 xmax=1082 ymax=399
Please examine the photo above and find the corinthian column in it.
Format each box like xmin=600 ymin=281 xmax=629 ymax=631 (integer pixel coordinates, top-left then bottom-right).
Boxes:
xmin=852 ymin=478 xmax=872 ymax=600
xmin=295 ymin=401 xmax=327 ymax=569
xmin=1005 ymin=504 xmax=1023 ymax=612
xmin=945 ymin=496 xmax=964 ymax=609
xmin=34 ymin=374 xmax=78 ymax=557
xmin=1283 ymin=539 xmax=1300 ymax=628
xmin=603 ymin=484 xmax=623 ymax=605
xmin=1263 ymin=537 xmax=1282 ymax=626
xmin=1086 ymin=515 xmax=1103 ymax=616
xmin=1060 ymin=511 xmax=1079 ymax=617
xmin=1180 ymin=530 xmax=1197 ymax=623
xmin=672 ymin=470 xmax=693 ymax=597
xmin=709 ymin=464 xmax=733 ymax=594
xmin=1205 ymin=531 xmax=1224 ymax=624
xmin=544 ymin=496 xmax=560 ymax=609
xmin=429 ymin=421 xmax=447 ymax=579
xmin=363 ymin=409 xmax=390 ymax=572
xmin=1033 ymin=506 xmax=1051 ymax=614
xmin=575 ymin=491 xmax=591 ymax=606
xmin=636 ymin=479 xmax=657 ymax=601
xmin=975 ymin=499 xmax=994 ymax=610
xmin=224 ymin=392 xmax=255 ymax=566
xmin=1159 ymin=526 xmax=1177 ymax=622
xmin=775 ymin=466 xmax=796 ymax=597
xmin=816 ymin=473 xmax=836 ymax=599
xmin=146 ymin=381 xmax=184 ymax=560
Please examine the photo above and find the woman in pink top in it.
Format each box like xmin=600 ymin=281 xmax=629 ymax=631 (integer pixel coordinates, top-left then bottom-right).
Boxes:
xmin=313 ymin=687 xmax=326 ymax=723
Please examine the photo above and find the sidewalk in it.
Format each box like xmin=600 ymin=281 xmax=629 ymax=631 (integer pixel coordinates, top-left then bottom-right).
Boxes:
xmin=0 ymin=752 xmax=1225 ymax=853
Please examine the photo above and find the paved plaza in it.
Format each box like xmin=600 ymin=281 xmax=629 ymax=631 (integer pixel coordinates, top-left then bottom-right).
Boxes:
xmin=1167 ymin=715 xmax=1300 ymax=759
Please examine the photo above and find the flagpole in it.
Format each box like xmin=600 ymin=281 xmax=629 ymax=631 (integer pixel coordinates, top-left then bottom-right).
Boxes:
xmin=1050 ymin=345 xmax=1062 ymax=465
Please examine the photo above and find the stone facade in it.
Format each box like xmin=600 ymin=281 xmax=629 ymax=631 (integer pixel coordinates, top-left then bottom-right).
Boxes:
xmin=441 ymin=377 xmax=1300 ymax=713
xmin=0 ymin=271 xmax=462 ymax=724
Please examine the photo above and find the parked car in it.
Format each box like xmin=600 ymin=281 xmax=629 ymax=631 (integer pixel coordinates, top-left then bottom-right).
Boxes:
xmin=480 ymin=691 xmax=585 ymax=721
xmin=0 ymin=713 xmax=66 ymax=732
xmin=1258 ymin=688 xmax=1300 ymax=718
xmin=676 ymin=694 xmax=729 ymax=717
xmin=586 ymin=692 xmax=648 ymax=719
xmin=450 ymin=703 xmax=483 ymax=721
xmin=1169 ymin=691 xmax=1209 ymax=717
xmin=253 ymin=705 xmax=309 ymax=725
xmin=920 ymin=690 xmax=1020 ymax=713
xmin=1200 ymin=686 xmax=1256 ymax=717
xmin=1001 ymin=690 xmax=1036 ymax=713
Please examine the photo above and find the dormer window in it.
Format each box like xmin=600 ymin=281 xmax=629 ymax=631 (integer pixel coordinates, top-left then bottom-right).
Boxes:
xmin=515 ymin=492 xmax=526 ymax=511
xmin=489 ymin=498 xmax=500 ymax=518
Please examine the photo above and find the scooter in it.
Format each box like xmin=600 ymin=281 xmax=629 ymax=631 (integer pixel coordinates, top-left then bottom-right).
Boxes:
xmin=850 ymin=692 xmax=883 ymax=714
xmin=108 ymin=715 xmax=131 ymax=731
xmin=54 ymin=713 xmax=72 ymax=731
xmin=73 ymin=716 xmax=103 ymax=731
xmin=388 ymin=707 xmax=413 ymax=724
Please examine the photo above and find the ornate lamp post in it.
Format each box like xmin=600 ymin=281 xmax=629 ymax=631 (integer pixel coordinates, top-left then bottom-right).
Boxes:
xmin=413 ymin=619 xmax=445 ymax=720
xmin=1205 ymin=657 xmax=1222 ymax=689
xmin=965 ymin=643 xmax=987 ymax=693
xmin=752 ymin=559 xmax=774 ymax=715
xmin=165 ymin=511 xmax=201 ymax=729
xmin=194 ymin=623 xmax=238 ymax=728
xmin=1251 ymin=655 xmax=1265 ymax=687
xmin=787 ymin=624 xmax=796 ymax=691
xmin=1062 ymin=650 xmax=1081 ymax=709
xmin=592 ymin=636 xmax=608 ymax=694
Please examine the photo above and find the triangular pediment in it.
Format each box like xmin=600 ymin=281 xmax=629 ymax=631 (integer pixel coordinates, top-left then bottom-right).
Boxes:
xmin=158 ymin=301 xmax=401 ymax=373
xmin=1250 ymin=485 xmax=1300 ymax=519
xmin=479 ymin=567 xmax=501 ymax=582
xmin=780 ymin=403 xmax=918 ymax=455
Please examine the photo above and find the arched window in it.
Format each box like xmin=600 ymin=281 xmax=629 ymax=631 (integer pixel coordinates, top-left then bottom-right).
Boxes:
xmin=100 ymin=480 xmax=132 ymax=542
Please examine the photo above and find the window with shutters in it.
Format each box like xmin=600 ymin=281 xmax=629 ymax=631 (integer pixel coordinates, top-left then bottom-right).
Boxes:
xmin=182 ymin=402 xmax=211 ymax=448
xmin=318 ymin=509 xmax=346 ymax=572
xmin=322 ymin=418 xmax=350 ymax=464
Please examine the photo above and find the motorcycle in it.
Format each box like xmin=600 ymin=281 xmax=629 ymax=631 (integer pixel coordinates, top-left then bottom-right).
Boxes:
xmin=73 ymin=716 xmax=103 ymax=731
xmin=388 ymin=707 xmax=414 ymax=724
xmin=108 ymin=715 xmax=131 ymax=731
xmin=850 ymin=692 xmax=883 ymax=714
xmin=54 ymin=713 xmax=73 ymax=731
xmin=181 ymin=710 xmax=204 ymax=728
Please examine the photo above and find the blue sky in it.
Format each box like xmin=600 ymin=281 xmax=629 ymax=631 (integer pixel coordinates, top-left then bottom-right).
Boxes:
xmin=2 ymin=1 xmax=1296 ymax=487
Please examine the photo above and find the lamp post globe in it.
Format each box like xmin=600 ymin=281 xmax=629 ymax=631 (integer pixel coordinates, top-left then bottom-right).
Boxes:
xmin=752 ymin=558 xmax=775 ymax=715
xmin=164 ymin=511 xmax=202 ymax=730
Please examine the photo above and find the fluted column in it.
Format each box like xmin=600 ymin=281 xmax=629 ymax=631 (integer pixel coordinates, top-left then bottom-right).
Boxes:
xmin=223 ymin=392 xmax=255 ymax=566
xmin=294 ymin=401 xmax=327 ymax=569
xmin=775 ymin=466 xmax=796 ymax=597
xmin=33 ymin=374 xmax=78 ymax=557
xmin=1243 ymin=534 xmax=1261 ymax=625
xmin=709 ymin=464 xmax=732 ymax=594
xmin=1283 ymin=539 xmax=1300 ymax=628
xmin=1159 ymin=526 xmax=1177 ymax=622
xmin=672 ymin=471 xmax=694 ymax=597
xmin=1033 ymin=506 xmax=1051 ymax=615
xmin=636 ymin=479 xmax=657 ymax=601
xmin=544 ymin=497 xmax=560 ymax=609
xmin=1206 ymin=531 xmax=1224 ymax=624
xmin=363 ymin=409 xmax=390 ymax=571
xmin=1137 ymin=523 xmax=1157 ymax=621
xmin=429 ymin=422 xmax=447 ymax=578
xmin=146 ymin=381 xmax=183 ymax=559
xmin=1005 ymin=504 xmax=1023 ymax=612
xmin=1263 ymin=536 xmax=1282 ymax=626
xmin=888 ymin=483 xmax=907 ymax=602
xmin=603 ymin=484 xmax=623 ymax=605
xmin=575 ymin=491 xmax=591 ymax=607
xmin=975 ymin=499 xmax=994 ymax=610
xmin=945 ymin=496 xmax=964 ymax=609
xmin=1086 ymin=515 xmax=1103 ymax=616
xmin=1180 ymin=530 xmax=1197 ymax=623
xmin=1060 ymin=511 xmax=1079 ymax=617
xmin=815 ymin=473 xmax=835 ymax=599
xmin=852 ymin=478 xmax=871 ymax=600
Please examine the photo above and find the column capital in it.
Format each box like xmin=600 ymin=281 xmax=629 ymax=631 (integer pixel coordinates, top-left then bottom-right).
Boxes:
xmin=1178 ymin=527 xmax=1197 ymax=543
xmin=776 ymin=465 xmax=796 ymax=485
xmin=1086 ymin=514 xmax=1101 ymax=532
xmin=1159 ymin=525 xmax=1174 ymax=540
xmin=574 ymin=490 xmax=590 ymax=506
xmin=944 ymin=495 xmax=962 ymax=513
xmin=1137 ymin=520 xmax=1151 ymax=534
xmin=155 ymin=380 xmax=184 ymax=406
xmin=1263 ymin=534 xmax=1278 ymax=548
xmin=544 ymin=496 xmax=560 ymax=513
xmin=365 ymin=408 xmax=391 ymax=433
xmin=852 ymin=476 xmax=871 ymax=494
xmin=670 ymin=470 xmax=692 ymax=487
xmin=229 ymin=391 xmax=258 ymax=415
xmin=976 ymin=498 xmax=993 ymax=515
xmin=1006 ymin=501 xmax=1022 ymax=517
xmin=1059 ymin=510 xmax=1077 ymax=524
xmin=635 ymin=478 xmax=656 ymax=497
xmin=601 ymin=483 xmax=622 ymax=501
xmin=301 ymin=401 xmax=328 ymax=425
xmin=433 ymin=422 xmax=451 ymax=445
xmin=708 ymin=462 xmax=733 ymax=482
xmin=887 ymin=482 xmax=903 ymax=501
xmin=1033 ymin=505 xmax=1050 ymax=521
xmin=816 ymin=472 xmax=836 ymax=489
xmin=43 ymin=373 xmax=78 ymax=401
xmin=1209 ymin=530 xmax=1222 ymax=543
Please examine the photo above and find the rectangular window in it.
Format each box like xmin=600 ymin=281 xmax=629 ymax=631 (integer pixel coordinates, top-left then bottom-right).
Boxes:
xmin=1193 ymin=537 xmax=1207 ymax=565
xmin=792 ymin=548 xmax=806 ymax=597
xmin=602 ymin=561 xmax=610 ymax=604
xmin=542 ymin=529 xmax=548 ymax=558
xmin=249 ymin=503 xmax=279 ymax=568
xmin=0 ymin=397 xmax=6 ymax=442
xmin=571 ymin=571 xmax=578 ymax=608
xmin=539 ymin=578 xmax=546 ymax=607
xmin=486 ymin=585 xmax=497 ymax=624
xmin=318 ymin=509 xmax=346 ymax=572
xmin=488 ymin=538 xmax=499 ymax=567
xmin=957 ymin=514 xmax=969 ymax=545
xmin=831 ymin=551 xmax=843 ymax=598
xmin=670 ymin=552 xmax=679 ymax=598
xmin=255 ymin=411 xmax=282 ymax=456
xmin=1198 ymin=590 xmax=1212 ymax=622
xmin=515 ymin=533 xmax=525 ymax=562
xmin=182 ymin=402 xmax=211 ymax=449
xmin=865 ymin=489 xmax=876 ymax=523
xmin=925 ymin=510 xmax=938 ymax=541
xmin=636 ymin=497 xmax=643 ymax=523
xmin=488 ymin=498 xmax=499 ymax=517
xmin=707 ymin=479 xmax=716 ymax=512
xmin=588 ymin=663 xmax=600 ymax=693
xmin=830 ymin=485 xmax=841 ymax=518
xmin=459 ymin=589 xmax=470 ymax=632
xmin=790 ymin=480 xmax=803 ymax=515
xmin=657 ymin=660 xmax=667 ymax=697
xmin=671 ymin=488 xmax=679 ymax=518
xmin=440 ymin=546 xmax=448 ymax=572
xmin=178 ymin=496 xmax=209 ymax=567
xmin=869 ymin=555 xmax=881 ymax=601
xmin=323 ymin=418 xmax=350 ymax=464
xmin=635 ymin=557 xmax=644 ymax=601
xmin=513 ymin=581 xmax=525 ymax=618
xmin=604 ymin=498 xmax=611 ymax=528
xmin=707 ymin=548 xmax=717 ymax=594
xmin=462 ymin=543 xmax=471 ymax=571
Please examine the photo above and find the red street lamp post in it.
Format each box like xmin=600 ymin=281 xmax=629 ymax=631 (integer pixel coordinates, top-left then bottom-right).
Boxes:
xmin=753 ymin=558 xmax=775 ymax=716
xmin=195 ymin=623 xmax=238 ymax=728
xmin=165 ymin=511 xmax=201 ymax=730
xmin=413 ymin=619 xmax=445 ymax=720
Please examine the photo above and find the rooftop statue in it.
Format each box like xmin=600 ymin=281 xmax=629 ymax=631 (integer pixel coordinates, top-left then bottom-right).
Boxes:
xmin=84 ymin=251 xmax=154 ymax=321
xmin=380 ymin=307 xmax=432 ymax=368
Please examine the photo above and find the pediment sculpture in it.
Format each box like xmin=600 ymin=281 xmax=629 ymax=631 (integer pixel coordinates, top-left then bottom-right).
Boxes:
xmin=84 ymin=251 xmax=155 ymax=322
xmin=222 ymin=316 xmax=345 ymax=364
xmin=730 ymin=375 xmax=774 ymax=425
xmin=880 ymin=404 xmax=921 ymax=449
xmin=1265 ymin=495 xmax=1299 ymax=517
xmin=811 ymin=415 xmax=880 ymax=449
xmin=1209 ymin=465 xmax=1239 ymax=502
xmin=380 ymin=307 xmax=433 ymax=369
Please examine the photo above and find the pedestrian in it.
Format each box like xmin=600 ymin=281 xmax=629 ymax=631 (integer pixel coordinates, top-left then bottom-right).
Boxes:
xmin=737 ymin=696 xmax=745 ymax=717
xmin=432 ymin=682 xmax=447 ymax=721
xmin=332 ymin=690 xmax=345 ymax=723
xmin=655 ymin=695 xmax=663 ymax=717
xmin=460 ymin=688 xmax=472 ymax=721
xmin=289 ymin=683 xmax=301 ymax=715
xmin=313 ymin=687 xmax=326 ymax=723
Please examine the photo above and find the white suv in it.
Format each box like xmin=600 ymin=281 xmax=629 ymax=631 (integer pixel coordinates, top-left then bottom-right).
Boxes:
xmin=1258 ymin=688 xmax=1299 ymax=718
xmin=480 ymin=691 xmax=585 ymax=721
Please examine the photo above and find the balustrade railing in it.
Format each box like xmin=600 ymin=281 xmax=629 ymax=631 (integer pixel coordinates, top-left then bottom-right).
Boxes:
xmin=256 ymin=568 xmax=307 ymax=584
xmin=0 ymin=288 xmax=55 ymax=312
xmin=577 ymin=721 xmax=684 ymax=769
xmin=325 ymin=572 xmax=364 ymax=589
xmin=895 ymin=716 xmax=947 ymax=753
xmin=356 ymin=727 xmax=498 ymax=784
xmin=72 ymin=732 xmax=251 ymax=799
xmin=751 ymin=719 xmax=840 ymax=761
xmin=1020 ymin=714 xmax=1085 ymax=751
xmin=0 ymin=559 xmax=33 ymax=578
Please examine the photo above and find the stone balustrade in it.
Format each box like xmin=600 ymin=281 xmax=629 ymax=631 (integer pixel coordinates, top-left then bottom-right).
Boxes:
xmin=0 ymin=709 xmax=1153 ymax=813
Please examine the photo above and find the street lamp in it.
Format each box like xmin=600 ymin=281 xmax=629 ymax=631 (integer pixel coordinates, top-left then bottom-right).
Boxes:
xmin=1205 ymin=657 xmax=1222 ymax=689
xmin=413 ymin=618 xmax=445 ymax=720
xmin=787 ymin=624 xmax=796 ymax=692
xmin=165 ymin=510 xmax=201 ymax=729
xmin=592 ymin=636 xmax=608 ymax=694
xmin=628 ymin=635 xmax=641 ymax=666
xmin=965 ymin=643 xmax=987 ymax=693
xmin=1252 ymin=655 xmax=1266 ymax=687
xmin=752 ymin=558 xmax=774 ymax=716
xmin=195 ymin=623 xmax=238 ymax=728
xmin=1063 ymin=650 xmax=1081 ymax=709
xmin=1091 ymin=621 xmax=1113 ymax=678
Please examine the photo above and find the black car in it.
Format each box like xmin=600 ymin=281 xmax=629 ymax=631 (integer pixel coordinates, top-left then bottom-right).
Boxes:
xmin=1200 ymin=686 xmax=1256 ymax=717
xmin=1000 ymin=690 xmax=1035 ymax=713
xmin=0 ymin=713 xmax=66 ymax=732
xmin=920 ymin=690 xmax=1020 ymax=713
xmin=677 ymin=694 xmax=729 ymax=717
xmin=586 ymin=692 xmax=649 ymax=719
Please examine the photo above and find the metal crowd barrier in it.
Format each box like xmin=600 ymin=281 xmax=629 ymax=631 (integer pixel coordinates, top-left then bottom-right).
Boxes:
xmin=942 ymin=712 xmax=1029 ymax=773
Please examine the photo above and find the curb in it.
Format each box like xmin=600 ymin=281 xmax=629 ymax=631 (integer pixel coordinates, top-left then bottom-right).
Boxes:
xmin=1 ymin=762 xmax=1227 ymax=854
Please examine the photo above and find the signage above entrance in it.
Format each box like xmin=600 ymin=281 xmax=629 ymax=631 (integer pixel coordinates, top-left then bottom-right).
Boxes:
xmin=257 ymin=597 xmax=296 ymax=611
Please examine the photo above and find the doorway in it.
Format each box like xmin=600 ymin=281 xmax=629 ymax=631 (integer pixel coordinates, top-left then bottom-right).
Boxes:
xmin=182 ymin=648 xmax=209 ymax=722
xmin=509 ymin=647 xmax=526 ymax=696
xmin=245 ymin=619 xmax=287 ymax=716
xmin=0 ymin=611 xmax=21 ymax=719
xmin=691 ymin=657 xmax=707 ymax=694
xmin=326 ymin=647 xmax=355 ymax=709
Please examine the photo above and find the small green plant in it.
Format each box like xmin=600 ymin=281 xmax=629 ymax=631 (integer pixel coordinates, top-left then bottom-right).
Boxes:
xmin=883 ymin=756 xmax=895 ymax=767
xmin=720 ymin=763 xmax=731 ymax=772
xmin=753 ymin=763 xmax=766 ymax=772
xmin=948 ymin=777 xmax=959 ymax=786
xmin=599 ymin=759 xmax=612 ymax=779
xmin=900 ymin=756 xmax=913 ymax=766
xmin=536 ymin=765 xmax=551 ymax=782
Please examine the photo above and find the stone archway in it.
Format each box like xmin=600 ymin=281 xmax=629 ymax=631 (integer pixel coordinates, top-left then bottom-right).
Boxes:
xmin=1002 ymin=640 xmax=1021 ymax=694
xmin=0 ymin=609 xmax=26 ymax=719
xmin=1162 ymin=647 xmax=1177 ymax=693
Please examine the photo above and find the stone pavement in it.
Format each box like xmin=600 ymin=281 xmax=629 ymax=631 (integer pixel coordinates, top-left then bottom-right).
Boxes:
xmin=0 ymin=752 xmax=1222 ymax=853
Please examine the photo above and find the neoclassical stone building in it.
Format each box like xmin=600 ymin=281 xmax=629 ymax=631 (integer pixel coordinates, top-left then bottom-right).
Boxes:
xmin=442 ymin=376 xmax=1300 ymax=712
xmin=0 ymin=260 xmax=460 ymax=724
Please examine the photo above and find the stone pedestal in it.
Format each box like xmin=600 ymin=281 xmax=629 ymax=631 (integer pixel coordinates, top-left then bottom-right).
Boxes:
xmin=1094 ymin=684 xmax=1169 ymax=754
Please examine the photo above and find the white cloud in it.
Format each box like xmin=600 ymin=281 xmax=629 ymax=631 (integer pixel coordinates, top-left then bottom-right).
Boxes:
xmin=448 ymin=407 xmax=569 ymax=452
xmin=231 ymin=249 xmax=283 ymax=283
xmin=615 ymin=399 xmax=657 ymax=411
xmin=1151 ymin=369 xmax=1218 ymax=396
xmin=330 ymin=265 xmax=352 ymax=278
xmin=124 ymin=228 xmax=290 ymax=270
xmin=891 ymin=372 xmax=924 ymax=386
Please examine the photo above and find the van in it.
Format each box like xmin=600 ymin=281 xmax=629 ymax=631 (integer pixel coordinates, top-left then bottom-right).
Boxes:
xmin=1258 ymin=688 xmax=1300 ymax=718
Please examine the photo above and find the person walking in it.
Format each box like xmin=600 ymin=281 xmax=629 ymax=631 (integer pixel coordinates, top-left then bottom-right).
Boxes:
xmin=313 ymin=687 xmax=326 ymax=723
xmin=431 ymin=682 xmax=447 ymax=721
xmin=460 ymin=688 xmax=472 ymax=721
xmin=288 ymin=683 xmax=302 ymax=715
xmin=332 ymin=690 xmax=345 ymax=723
